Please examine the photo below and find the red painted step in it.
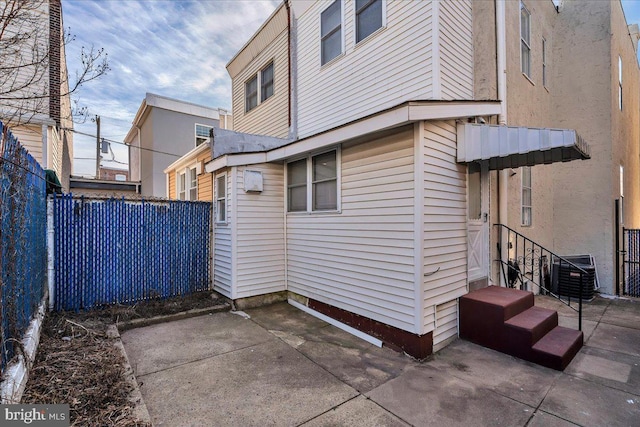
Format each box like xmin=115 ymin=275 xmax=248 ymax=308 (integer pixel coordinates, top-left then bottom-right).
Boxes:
xmin=531 ymin=326 xmax=584 ymax=371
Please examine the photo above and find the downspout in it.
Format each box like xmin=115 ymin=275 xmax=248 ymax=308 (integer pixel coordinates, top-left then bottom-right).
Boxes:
xmin=285 ymin=0 xmax=291 ymax=130
xmin=496 ymin=0 xmax=509 ymax=287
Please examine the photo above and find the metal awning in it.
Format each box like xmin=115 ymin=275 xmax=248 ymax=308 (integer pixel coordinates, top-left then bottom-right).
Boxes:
xmin=457 ymin=123 xmax=590 ymax=170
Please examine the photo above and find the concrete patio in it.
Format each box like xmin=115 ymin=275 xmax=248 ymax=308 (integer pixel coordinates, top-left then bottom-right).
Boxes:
xmin=121 ymin=295 xmax=640 ymax=426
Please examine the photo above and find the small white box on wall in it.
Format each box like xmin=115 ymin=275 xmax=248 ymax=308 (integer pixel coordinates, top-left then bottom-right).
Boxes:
xmin=244 ymin=170 xmax=263 ymax=192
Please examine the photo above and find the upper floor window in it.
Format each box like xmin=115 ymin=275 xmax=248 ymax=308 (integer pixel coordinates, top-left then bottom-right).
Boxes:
xmin=521 ymin=166 xmax=532 ymax=226
xmin=321 ymin=0 xmax=342 ymax=65
xmin=245 ymin=61 xmax=274 ymax=113
xmin=261 ymin=62 xmax=274 ymax=102
xmin=287 ymin=149 xmax=339 ymax=212
xmin=195 ymin=124 xmax=212 ymax=146
xmin=245 ymin=75 xmax=258 ymax=112
xmin=356 ymin=0 xmax=383 ymax=43
xmin=542 ymin=38 xmax=547 ymax=87
xmin=216 ymin=174 xmax=227 ymax=223
xmin=619 ymin=56 xmax=623 ymax=111
xmin=520 ymin=2 xmax=531 ymax=77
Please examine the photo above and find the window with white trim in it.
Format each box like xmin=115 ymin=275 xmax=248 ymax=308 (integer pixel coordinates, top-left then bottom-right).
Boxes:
xmin=542 ymin=38 xmax=547 ymax=87
xmin=195 ymin=124 xmax=212 ymax=147
xmin=619 ymin=56 xmax=623 ymax=111
xmin=520 ymin=2 xmax=531 ymax=77
xmin=189 ymin=167 xmax=197 ymax=200
xmin=521 ymin=166 xmax=532 ymax=226
xmin=216 ymin=174 xmax=227 ymax=223
xmin=321 ymin=0 xmax=342 ymax=65
xmin=245 ymin=60 xmax=274 ymax=113
xmin=356 ymin=0 xmax=383 ymax=43
xmin=287 ymin=149 xmax=338 ymax=212
xmin=178 ymin=172 xmax=186 ymax=200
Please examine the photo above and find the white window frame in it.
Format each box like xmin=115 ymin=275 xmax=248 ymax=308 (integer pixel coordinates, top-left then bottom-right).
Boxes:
xmin=216 ymin=173 xmax=227 ymax=224
xmin=619 ymin=56 xmax=623 ymax=111
xmin=195 ymin=124 xmax=212 ymax=147
xmin=542 ymin=38 xmax=547 ymax=88
xmin=188 ymin=166 xmax=197 ymax=201
xmin=320 ymin=0 xmax=344 ymax=66
xmin=286 ymin=147 xmax=341 ymax=214
xmin=521 ymin=166 xmax=532 ymax=227
xmin=354 ymin=0 xmax=386 ymax=45
xmin=245 ymin=59 xmax=275 ymax=113
xmin=178 ymin=171 xmax=186 ymax=201
xmin=520 ymin=2 xmax=531 ymax=78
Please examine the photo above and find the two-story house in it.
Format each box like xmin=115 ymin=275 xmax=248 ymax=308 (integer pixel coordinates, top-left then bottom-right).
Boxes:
xmin=0 ymin=0 xmax=74 ymax=191
xmin=124 ymin=93 xmax=232 ymax=198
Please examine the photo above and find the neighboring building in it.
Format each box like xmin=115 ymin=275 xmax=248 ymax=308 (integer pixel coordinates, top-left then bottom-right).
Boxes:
xmin=163 ymin=143 xmax=211 ymax=201
xmin=0 ymin=0 xmax=74 ymax=191
xmin=195 ymin=0 xmax=634 ymax=359
xmin=124 ymin=93 xmax=231 ymax=198
xmin=99 ymin=166 xmax=129 ymax=181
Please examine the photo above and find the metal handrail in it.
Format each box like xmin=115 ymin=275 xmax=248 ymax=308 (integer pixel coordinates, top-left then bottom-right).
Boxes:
xmin=494 ymin=224 xmax=584 ymax=331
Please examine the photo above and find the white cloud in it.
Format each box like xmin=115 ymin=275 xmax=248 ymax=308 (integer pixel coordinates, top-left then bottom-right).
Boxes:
xmin=64 ymin=0 xmax=279 ymax=175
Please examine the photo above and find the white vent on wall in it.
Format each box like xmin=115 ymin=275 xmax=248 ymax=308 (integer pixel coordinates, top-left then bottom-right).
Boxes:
xmin=244 ymin=170 xmax=263 ymax=192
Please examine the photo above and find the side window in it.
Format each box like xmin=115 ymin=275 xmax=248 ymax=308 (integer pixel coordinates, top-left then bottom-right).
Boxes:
xmin=245 ymin=75 xmax=258 ymax=112
xmin=619 ymin=56 xmax=623 ymax=111
xmin=321 ymin=0 xmax=342 ymax=65
xmin=520 ymin=2 xmax=531 ymax=77
xmin=287 ymin=150 xmax=339 ymax=213
xmin=312 ymin=151 xmax=337 ymax=211
xmin=216 ymin=174 xmax=227 ymax=223
xmin=542 ymin=38 xmax=547 ymax=87
xmin=287 ymin=159 xmax=307 ymax=212
xmin=195 ymin=124 xmax=212 ymax=147
xmin=178 ymin=172 xmax=186 ymax=201
xmin=521 ymin=166 xmax=532 ymax=226
xmin=355 ymin=0 xmax=383 ymax=43
xmin=189 ymin=167 xmax=197 ymax=201
xmin=261 ymin=62 xmax=274 ymax=102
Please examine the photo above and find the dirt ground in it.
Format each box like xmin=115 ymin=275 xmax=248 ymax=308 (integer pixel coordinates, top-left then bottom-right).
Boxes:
xmin=21 ymin=290 xmax=225 ymax=427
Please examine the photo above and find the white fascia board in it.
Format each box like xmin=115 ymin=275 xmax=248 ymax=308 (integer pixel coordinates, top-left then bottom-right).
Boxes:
xmin=146 ymin=93 xmax=221 ymax=120
xmin=163 ymin=142 xmax=209 ymax=173
xmin=124 ymin=99 xmax=148 ymax=144
xmin=205 ymin=152 xmax=268 ymax=173
xmin=266 ymin=101 xmax=502 ymax=162
xmin=205 ymin=156 xmax=228 ymax=173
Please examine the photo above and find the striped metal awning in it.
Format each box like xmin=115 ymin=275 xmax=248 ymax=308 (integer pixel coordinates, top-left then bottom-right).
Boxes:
xmin=457 ymin=123 xmax=590 ymax=170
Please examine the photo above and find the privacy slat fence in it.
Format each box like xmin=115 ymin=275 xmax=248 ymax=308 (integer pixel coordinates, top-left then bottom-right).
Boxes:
xmin=0 ymin=122 xmax=47 ymax=372
xmin=623 ymin=228 xmax=640 ymax=298
xmin=53 ymin=195 xmax=212 ymax=311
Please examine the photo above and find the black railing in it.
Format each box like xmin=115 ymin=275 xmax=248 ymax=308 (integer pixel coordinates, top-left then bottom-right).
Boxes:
xmin=495 ymin=224 xmax=585 ymax=331
xmin=623 ymin=228 xmax=640 ymax=297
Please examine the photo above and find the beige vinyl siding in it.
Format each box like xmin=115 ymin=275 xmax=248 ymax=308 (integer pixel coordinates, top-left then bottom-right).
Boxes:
xmin=287 ymin=128 xmax=417 ymax=332
xmin=297 ymin=1 xmax=434 ymax=139
xmin=11 ymin=125 xmax=44 ymax=164
xmin=231 ymin=30 xmax=289 ymax=138
xmin=235 ymin=164 xmax=285 ymax=298
xmin=423 ymin=121 xmax=467 ymax=330
xmin=197 ymin=151 xmax=212 ymax=201
xmin=433 ymin=300 xmax=458 ymax=352
xmin=213 ymin=168 xmax=233 ymax=298
xmin=49 ymin=127 xmax=61 ymax=177
xmin=439 ymin=0 xmax=474 ymax=100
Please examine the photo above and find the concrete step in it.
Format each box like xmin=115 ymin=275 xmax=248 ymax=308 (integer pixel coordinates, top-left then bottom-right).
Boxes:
xmin=504 ymin=306 xmax=559 ymax=357
xmin=531 ymin=326 xmax=584 ymax=371
xmin=460 ymin=286 xmax=534 ymax=352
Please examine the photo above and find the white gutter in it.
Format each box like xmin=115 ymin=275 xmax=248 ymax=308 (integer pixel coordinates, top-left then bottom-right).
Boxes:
xmin=496 ymin=0 xmax=509 ymax=286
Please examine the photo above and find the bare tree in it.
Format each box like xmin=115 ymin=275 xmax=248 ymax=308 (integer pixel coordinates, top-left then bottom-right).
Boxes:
xmin=0 ymin=0 xmax=109 ymax=126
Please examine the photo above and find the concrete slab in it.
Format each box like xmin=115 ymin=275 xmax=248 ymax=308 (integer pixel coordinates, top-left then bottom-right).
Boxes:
xmin=557 ymin=316 xmax=597 ymax=343
xmin=139 ymin=339 xmax=358 ymax=427
xmin=301 ymin=396 xmax=409 ymax=427
xmin=600 ymin=299 xmax=640 ymax=330
xmin=427 ymin=340 xmax=560 ymax=408
xmin=246 ymin=302 xmax=333 ymax=341
xmin=534 ymin=295 xmax=609 ymax=321
xmin=566 ymin=346 xmax=640 ymax=396
xmin=586 ymin=323 xmax=640 ymax=357
xmin=526 ymin=410 xmax=580 ymax=427
xmin=540 ymin=375 xmax=640 ymax=426
xmin=366 ymin=365 xmax=534 ymax=426
xmin=121 ymin=312 xmax=274 ymax=376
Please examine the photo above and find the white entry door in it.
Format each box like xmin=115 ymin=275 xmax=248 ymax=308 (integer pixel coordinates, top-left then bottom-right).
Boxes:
xmin=467 ymin=163 xmax=489 ymax=282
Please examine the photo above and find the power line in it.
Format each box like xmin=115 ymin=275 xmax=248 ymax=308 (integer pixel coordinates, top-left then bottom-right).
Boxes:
xmin=66 ymin=128 xmax=184 ymax=158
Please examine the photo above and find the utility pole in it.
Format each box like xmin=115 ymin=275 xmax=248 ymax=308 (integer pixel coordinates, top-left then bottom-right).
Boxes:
xmin=95 ymin=115 xmax=101 ymax=179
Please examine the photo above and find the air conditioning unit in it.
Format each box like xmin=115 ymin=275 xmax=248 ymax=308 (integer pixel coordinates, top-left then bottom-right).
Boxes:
xmin=551 ymin=255 xmax=596 ymax=301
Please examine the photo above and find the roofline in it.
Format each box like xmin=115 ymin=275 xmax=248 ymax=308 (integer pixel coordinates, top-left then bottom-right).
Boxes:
xmin=205 ymin=100 xmax=502 ymax=172
xmin=226 ymin=1 xmax=286 ymax=70
xmin=163 ymin=142 xmax=210 ymax=173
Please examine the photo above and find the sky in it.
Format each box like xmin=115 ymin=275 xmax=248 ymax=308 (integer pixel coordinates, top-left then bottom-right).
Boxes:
xmin=64 ymin=0 xmax=279 ymax=177
xmin=65 ymin=0 xmax=640 ymax=177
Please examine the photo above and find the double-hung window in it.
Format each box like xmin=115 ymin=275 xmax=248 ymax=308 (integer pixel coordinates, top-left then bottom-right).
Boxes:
xmin=521 ymin=166 xmax=532 ymax=226
xmin=287 ymin=150 xmax=338 ymax=213
xmin=321 ymin=0 xmax=342 ymax=65
xmin=245 ymin=75 xmax=258 ymax=113
xmin=195 ymin=124 xmax=212 ymax=147
xmin=178 ymin=172 xmax=186 ymax=200
xmin=260 ymin=62 xmax=274 ymax=102
xmin=542 ymin=38 xmax=547 ymax=87
xmin=216 ymin=174 xmax=227 ymax=223
xmin=355 ymin=0 xmax=383 ymax=43
xmin=520 ymin=2 xmax=531 ymax=78
xmin=189 ymin=167 xmax=197 ymax=200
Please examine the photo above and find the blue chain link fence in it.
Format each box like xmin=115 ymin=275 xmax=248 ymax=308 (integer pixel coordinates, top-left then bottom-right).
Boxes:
xmin=0 ymin=122 xmax=47 ymax=373
xmin=53 ymin=195 xmax=212 ymax=311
